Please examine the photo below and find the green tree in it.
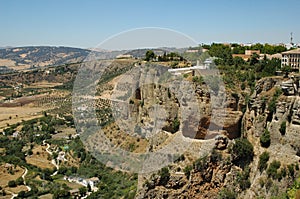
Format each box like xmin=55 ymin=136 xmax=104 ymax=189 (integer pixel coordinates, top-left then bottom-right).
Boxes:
xmin=258 ymin=151 xmax=270 ymax=172
xmin=58 ymin=166 xmax=68 ymax=175
xmin=260 ymin=129 xmax=271 ymax=148
xmin=79 ymin=186 xmax=87 ymax=196
xmin=251 ymin=43 xmax=264 ymax=52
xmin=279 ymin=121 xmax=286 ymax=135
xmin=158 ymin=167 xmax=170 ymax=185
xmin=218 ymin=188 xmax=237 ymax=199
xmin=267 ymin=160 xmax=281 ymax=179
xmin=145 ymin=50 xmax=155 ymax=61
xmin=8 ymin=180 xmax=16 ymax=187
xmin=250 ymin=53 xmax=260 ymax=66
xmin=236 ymin=166 xmax=251 ymax=190
xmin=15 ymin=177 xmax=24 ymax=185
xmin=18 ymin=191 xmax=26 ymax=198
xmin=281 ymin=65 xmax=291 ymax=76
xmin=208 ymin=43 xmax=233 ymax=65
xmin=230 ymin=138 xmax=254 ymax=167
xmin=53 ymin=189 xmax=70 ymax=199
xmin=262 ymin=58 xmax=280 ymax=76
xmin=233 ymin=56 xmax=246 ymax=67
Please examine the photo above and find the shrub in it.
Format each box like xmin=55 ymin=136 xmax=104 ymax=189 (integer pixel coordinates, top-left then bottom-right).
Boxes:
xmin=236 ymin=167 xmax=251 ymax=190
xmin=259 ymin=178 xmax=265 ymax=187
xmin=18 ymin=191 xmax=26 ymax=198
xmin=279 ymin=121 xmax=286 ymax=135
xmin=258 ymin=151 xmax=270 ymax=172
xmin=158 ymin=167 xmax=170 ymax=185
xmin=218 ymin=188 xmax=237 ymax=199
xmin=230 ymin=138 xmax=254 ymax=167
xmin=15 ymin=177 xmax=24 ymax=185
xmin=171 ymin=117 xmax=180 ymax=133
xmin=295 ymin=164 xmax=299 ymax=171
xmin=193 ymin=155 xmax=208 ymax=172
xmin=260 ymin=129 xmax=271 ymax=148
xmin=183 ymin=165 xmax=192 ymax=179
xmin=279 ymin=167 xmax=287 ymax=179
xmin=241 ymin=82 xmax=246 ymax=90
xmin=174 ymin=154 xmax=185 ymax=163
xmin=192 ymin=76 xmax=204 ymax=84
xmin=267 ymin=160 xmax=281 ymax=179
xmin=287 ymin=164 xmax=295 ymax=177
xmin=211 ymin=149 xmax=222 ymax=163
xmin=8 ymin=180 xmax=16 ymax=187
xmin=268 ymin=88 xmax=282 ymax=115
xmin=58 ymin=166 xmax=68 ymax=175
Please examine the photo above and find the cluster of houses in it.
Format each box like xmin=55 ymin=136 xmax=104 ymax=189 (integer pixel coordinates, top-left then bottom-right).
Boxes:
xmin=232 ymin=49 xmax=282 ymax=61
xmin=232 ymin=48 xmax=300 ymax=72
xmin=63 ymin=176 xmax=100 ymax=197
xmin=64 ymin=176 xmax=100 ymax=192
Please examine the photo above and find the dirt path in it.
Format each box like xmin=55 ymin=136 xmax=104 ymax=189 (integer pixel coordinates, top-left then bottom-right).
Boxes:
xmin=43 ymin=140 xmax=59 ymax=176
xmin=7 ymin=167 xmax=31 ymax=199
xmin=8 ymin=191 xmax=17 ymax=199
xmin=21 ymin=167 xmax=31 ymax=192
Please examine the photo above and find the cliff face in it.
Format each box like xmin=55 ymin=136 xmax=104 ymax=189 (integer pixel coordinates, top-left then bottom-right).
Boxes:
xmin=135 ymin=75 xmax=300 ymax=198
xmin=116 ymin=66 xmax=245 ymax=142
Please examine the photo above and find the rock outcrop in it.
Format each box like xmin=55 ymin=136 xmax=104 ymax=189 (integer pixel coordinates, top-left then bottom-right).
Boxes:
xmin=136 ymin=75 xmax=300 ymax=199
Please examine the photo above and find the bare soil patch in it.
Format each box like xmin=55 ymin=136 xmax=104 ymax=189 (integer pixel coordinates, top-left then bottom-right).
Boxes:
xmin=25 ymin=145 xmax=54 ymax=169
xmin=0 ymin=164 xmax=24 ymax=188
xmin=26 ymin=81 xmax=63 ymax=88
xmin=0 ymin=106 xmax=45 ymax=129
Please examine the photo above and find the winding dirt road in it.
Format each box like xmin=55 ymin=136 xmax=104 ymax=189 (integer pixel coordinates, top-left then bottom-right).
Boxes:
xmin=43 ymin=140 xmax=59 ymax=176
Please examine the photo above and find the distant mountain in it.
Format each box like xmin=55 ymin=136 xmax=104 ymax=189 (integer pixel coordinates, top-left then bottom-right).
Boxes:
xmin=0 ymin=46 xmax=189 ymax=72
xmin=0 ymin=46 xmax=13 ymax=49
xmin=123 ymin=47 xmax=186 ymax=58
xmin=0 ymin=46 xmax=91 ymax=71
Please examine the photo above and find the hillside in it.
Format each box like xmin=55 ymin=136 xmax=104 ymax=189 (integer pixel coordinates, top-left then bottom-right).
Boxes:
xmin=0 ymin=46 xmax=299 ymax=198
xmin=0 ymin=46 xmax=91 ymax=71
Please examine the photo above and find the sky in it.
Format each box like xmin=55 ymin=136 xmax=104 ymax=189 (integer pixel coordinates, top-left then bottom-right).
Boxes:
xmin=1 ymin=0 xmax=300 ymax=49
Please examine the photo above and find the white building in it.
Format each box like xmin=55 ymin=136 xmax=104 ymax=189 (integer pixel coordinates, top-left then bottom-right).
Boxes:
xmin=281 ymin=48 xmax=300 ymax=71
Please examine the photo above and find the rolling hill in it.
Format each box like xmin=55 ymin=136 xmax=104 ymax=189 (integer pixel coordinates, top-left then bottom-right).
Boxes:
xmin=0 ymin=46 xmax=91 ymax=71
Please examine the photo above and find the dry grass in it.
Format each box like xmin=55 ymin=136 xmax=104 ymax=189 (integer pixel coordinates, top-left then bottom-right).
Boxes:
xmin=0 ymin=194 xmax=12 ymax=199
xmin=0 ymin=148 xmax=5 ymax=155
xmin=10 ymin=64 xmax=31 ymax=71
xmin=25 ymin=145 xmax=54 ymax=169
xmin=91 ymin=122 xmax=149 ymax=154
xmin=52 ymin=127 xmax=76 ymax=140
xmin=39 ymin=193 xmax=53 ymax=199
xmin=59 ymin=152 xmax=80 ymax=168
xmin=0 ymin=106 xmax=45 ymax=130
xmin=55 ymin=179 xmax=84 ymax=189
xmin=6 ymin=185 xmax=28 ymax=194
xmin=0 ymin=165 xmax=24 ymax=188
xmin=0 ymin=59 xmax=16 ymax=67
xmin=26 ymin=81 xmax=63 ymax=88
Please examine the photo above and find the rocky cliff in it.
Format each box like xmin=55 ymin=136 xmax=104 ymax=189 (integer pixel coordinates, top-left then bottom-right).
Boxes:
xmin=133 ymin=73 xmax=300 ymax=199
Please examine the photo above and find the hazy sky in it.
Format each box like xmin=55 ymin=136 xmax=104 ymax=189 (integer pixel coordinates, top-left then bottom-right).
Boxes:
xmin=1 ymin=0 xmax=300 ymax=49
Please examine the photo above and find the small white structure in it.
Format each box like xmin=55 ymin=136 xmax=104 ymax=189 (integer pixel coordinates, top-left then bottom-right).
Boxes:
xmin=168 ymin=58 xmax=212 ymax=75
xmin=116 ymin=54 xmax=133 ymax=59
xmin=12 ymin=131 xmax=19 ymax=138
xmin=88 ymin=177 xmax=100 ymax=187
